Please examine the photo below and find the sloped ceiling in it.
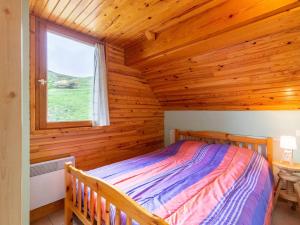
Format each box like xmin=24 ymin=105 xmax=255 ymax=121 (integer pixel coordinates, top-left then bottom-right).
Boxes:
xmin=29 ymin=0 xmax=225 ymax=47
xmin=142 ymin=27 xmax=300 ymax=110
xmin=30 ymin=0 xmax=300 ymax=110
xmin=128 ymin=0 xmax=300 ymax=110
xmin=125 ymin=0 xmax=300 ymax=68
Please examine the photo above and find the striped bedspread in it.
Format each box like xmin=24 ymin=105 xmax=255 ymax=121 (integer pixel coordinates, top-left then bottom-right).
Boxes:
xmin=87 ymin=141 xmax=274 ymax=225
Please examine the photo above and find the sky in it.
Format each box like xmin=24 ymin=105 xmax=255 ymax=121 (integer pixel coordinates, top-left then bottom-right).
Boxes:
xmin=47 ymin=31 xmax=94 ymax=77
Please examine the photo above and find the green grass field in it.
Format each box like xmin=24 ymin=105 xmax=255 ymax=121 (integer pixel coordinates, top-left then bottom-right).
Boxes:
xmin=47 ymin=71 xmax=93 ymax=122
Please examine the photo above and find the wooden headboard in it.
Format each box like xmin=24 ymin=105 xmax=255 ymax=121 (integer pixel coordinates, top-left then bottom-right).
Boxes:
xmin=173 ymin=129 xmax=273 ymax=165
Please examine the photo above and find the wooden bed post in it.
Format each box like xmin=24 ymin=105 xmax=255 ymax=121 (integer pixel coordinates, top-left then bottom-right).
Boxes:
xmin=174 ymin=129 xmax=179 ymax=142
xmin=266 ymin=137 xmax=273 ymax=167
xmin=65 ymin=162 xmax=73 ymax=225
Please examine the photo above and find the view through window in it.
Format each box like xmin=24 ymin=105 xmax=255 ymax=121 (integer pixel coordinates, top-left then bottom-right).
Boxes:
xmin=47 ymin=31 xmax=94 ymax=122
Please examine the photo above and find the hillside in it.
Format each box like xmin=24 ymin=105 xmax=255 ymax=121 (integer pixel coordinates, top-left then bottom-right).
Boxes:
xmin=47 ymin=70 xmax=93 ymax=122
xmin=47 ymin=70 xmax=93 ymax=88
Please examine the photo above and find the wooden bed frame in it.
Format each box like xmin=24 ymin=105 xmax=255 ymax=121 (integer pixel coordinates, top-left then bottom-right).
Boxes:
xmin=64 ymin=130 xmax=273 ymax=225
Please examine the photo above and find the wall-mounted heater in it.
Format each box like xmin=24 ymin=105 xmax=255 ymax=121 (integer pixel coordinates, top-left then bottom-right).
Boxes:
xmin=30 ymin=156 xmax=75 ymax=210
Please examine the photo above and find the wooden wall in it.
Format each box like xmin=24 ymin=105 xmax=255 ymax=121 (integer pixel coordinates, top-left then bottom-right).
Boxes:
xmin=30 ymin=17 xmax=163 ymax=170
xmin=142 ymin=27 xmax=300 ymax=110
xmin=29 ymin=0 xmax=300 ymax=169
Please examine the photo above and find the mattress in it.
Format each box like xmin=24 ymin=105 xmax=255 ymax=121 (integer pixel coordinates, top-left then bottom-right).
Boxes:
xmin=87 ymin=141 xmax=274 ymax=225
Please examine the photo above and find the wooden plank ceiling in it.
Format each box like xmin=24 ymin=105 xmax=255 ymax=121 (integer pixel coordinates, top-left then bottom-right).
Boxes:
xmin=143 ymin=27 xmax=300 ymax=110
xmin=125 ymin=0 xmax=300 ymax=68
xmin=30 ymin=0 xmax=300 ymax=110
xmin=29 ymin=0 xmax=300 ymax=66
xmin=29 ymin=0 xmax=225 ymax=47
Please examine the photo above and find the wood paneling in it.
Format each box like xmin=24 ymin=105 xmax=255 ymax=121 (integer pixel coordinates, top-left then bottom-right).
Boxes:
xmin=142 ymin=27 xmax=300 ymax=110
xmin=29 ymin=0 xmax=226 ymax=47
xmin=30 ymin=199 xmax=64 ymax=223
xmin=29 ymin=0 xmax=300 ymax=167
xmin=125 ymin=0 xmax=300 ymax=68
xmin=0 ymin=0 xmax=23 ymax=224
xmin=30 ymin=16 xmax=163 ymax=170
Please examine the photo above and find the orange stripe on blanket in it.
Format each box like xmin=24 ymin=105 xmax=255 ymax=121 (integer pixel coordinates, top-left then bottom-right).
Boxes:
xmin=156 ymin=146 xmax=253 ymax=225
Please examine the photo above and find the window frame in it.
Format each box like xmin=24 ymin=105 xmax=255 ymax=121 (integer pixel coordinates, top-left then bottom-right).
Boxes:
xmin=35 ymin=19 xmax=102 ymax=130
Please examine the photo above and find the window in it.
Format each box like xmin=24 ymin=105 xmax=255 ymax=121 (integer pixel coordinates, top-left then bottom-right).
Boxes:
xmin=35 ymin=20 xmax=100 ymax=129
xmin=47 ymin=32 xmax=94 ymax=122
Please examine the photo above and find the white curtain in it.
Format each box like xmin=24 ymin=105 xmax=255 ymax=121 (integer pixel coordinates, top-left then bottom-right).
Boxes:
xmin=93 ymin=43 xmax=110 ymax=126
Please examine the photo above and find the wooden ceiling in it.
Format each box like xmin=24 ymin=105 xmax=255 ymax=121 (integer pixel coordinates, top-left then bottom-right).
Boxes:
xmin=29 ymin=0 xmax=300 ymax=67
xmin=143 ymin=27 xmax=300 ymax=110
xmin=125 ymin=0 xmax=300 ymax=68
xmin=29 ymin=0 xmax=225 ymax=47
xmin=29 ymin=0 xmax=300 ymax=110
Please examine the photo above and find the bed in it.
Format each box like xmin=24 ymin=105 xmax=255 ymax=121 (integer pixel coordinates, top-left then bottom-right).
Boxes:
xmin=64 ymin=130 xmax=274 ymax=225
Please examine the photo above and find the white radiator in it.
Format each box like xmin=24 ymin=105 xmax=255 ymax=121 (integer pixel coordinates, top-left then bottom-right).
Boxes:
xmin=30 ymin=156 xmax=75 ymax=210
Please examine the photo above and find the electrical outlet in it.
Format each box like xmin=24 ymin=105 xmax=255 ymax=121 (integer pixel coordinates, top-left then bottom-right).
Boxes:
xmin=296 ymin=130 xmax=300 ymax=136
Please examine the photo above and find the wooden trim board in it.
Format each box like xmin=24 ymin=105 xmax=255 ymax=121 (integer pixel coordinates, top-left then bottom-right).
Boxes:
xmin=0 ymin=0 xmax=23 ymax=224
xmin=30 ymin=199 xmax=64 ymax=223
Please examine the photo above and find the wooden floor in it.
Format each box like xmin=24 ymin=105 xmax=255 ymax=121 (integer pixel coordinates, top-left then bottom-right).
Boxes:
xmin=31 ymin=200 xmax=300 ymax=225
xmin=272 ymin=200 xmax=300 ymax=225
xmin=31 ymin=209 xmax=82 ymax=225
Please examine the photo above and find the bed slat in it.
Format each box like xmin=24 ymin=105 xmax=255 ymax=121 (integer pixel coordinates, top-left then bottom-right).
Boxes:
xmin=96 ymin=191 xmax=101 ymax=225
xmin=115 ymin=208 xmax=121 ymax=225
xmin=90 ymin=188 xmax=95 ymax=225
xmin=105 ymin=200 xmax=111 ymax=225
xmin=254 ymin=143 xmax=258 ymax=151
xmin=84 ymin=185 xmax=88 ymax=217
xmin=72 ymin=176 xmax=76 ymax=207
xmin=126 ymin=216 xmax=132 ymax=225
xmin=78 ymin=180 xmax=82 ymax=212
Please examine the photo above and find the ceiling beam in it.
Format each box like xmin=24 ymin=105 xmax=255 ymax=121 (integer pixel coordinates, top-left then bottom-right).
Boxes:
xmin=125 ymin=0 xmax=300 ymax=68
xmin=145 ymin=31 xmax=156 ymax=41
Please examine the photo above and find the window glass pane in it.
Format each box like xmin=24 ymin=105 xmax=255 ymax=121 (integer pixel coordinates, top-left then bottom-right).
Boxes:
xmin=47 ymin=31 xmax=94 ymax=122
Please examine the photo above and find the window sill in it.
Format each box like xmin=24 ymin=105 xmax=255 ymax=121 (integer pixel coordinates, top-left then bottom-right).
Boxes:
xmin=40 ymin=121 xmax=92 ymax=129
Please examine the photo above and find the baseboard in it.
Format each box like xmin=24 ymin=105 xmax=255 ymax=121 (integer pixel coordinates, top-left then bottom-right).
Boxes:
xmin=30 ymin=199 xmax=64 ymax=223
